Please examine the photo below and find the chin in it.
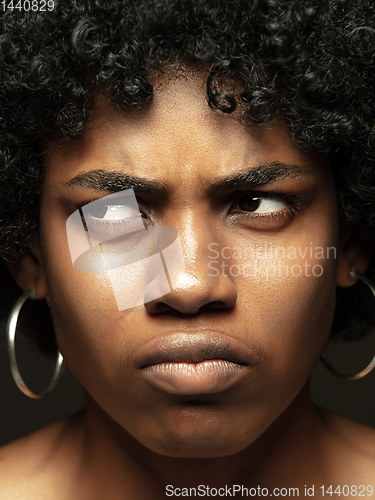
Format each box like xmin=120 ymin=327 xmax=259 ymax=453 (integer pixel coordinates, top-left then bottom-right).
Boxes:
xmin=150 ymin=434 xmax=247 ymax=459
xmin=138 ymin=406 xmax=253 ymax=458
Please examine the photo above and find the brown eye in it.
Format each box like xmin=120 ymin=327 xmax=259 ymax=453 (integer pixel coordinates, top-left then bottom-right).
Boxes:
xmin=238 ymin=195 xmax=261 ymax=212
xmin=237 ymin=194 xmax=286 ymax=214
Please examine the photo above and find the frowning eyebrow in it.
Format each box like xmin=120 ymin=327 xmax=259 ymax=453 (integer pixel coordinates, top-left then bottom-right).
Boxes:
xmin=62 ymin=162 xmax=309 ymax=195
xmin=207 ymin=162 xmax=308 ymax=195
xmin=63 ymin=170 xmax=169 ymax=195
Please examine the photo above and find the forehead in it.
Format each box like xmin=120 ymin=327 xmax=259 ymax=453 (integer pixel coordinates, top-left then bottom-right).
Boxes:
xmin=43 ymin=72 xmax=328 ymax=190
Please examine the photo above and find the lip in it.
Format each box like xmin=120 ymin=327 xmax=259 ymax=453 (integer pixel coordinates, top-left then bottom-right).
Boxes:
xmin=136 ymin=332 xmax=254 ymax=395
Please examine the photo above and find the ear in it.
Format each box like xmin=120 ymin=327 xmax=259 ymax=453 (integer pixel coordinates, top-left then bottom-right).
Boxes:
xmin=336 ymin=222 xmax=374 ymax=287
xmin=5 ymin=240 xmax=48 ymax=299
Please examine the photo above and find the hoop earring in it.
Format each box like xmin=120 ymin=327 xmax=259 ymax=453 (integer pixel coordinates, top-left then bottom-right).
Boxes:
xmin=320 ymin=271 xmax=375 ymax=380
xmin=6 ymin=289 xmax=65 ymax=398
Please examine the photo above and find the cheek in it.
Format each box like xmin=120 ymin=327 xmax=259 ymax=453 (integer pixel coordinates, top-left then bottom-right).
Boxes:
xmin=41 ymin=220 xmax=133 ymax=384
xmin=227 ymin=226 xmax=338 ymax=386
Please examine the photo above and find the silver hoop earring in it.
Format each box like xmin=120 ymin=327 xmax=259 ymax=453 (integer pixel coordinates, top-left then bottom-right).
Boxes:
xmin=320 ymin=271 xmax=375 ymax=380
xmin=6 ymin=289 xmax=65 ymax=398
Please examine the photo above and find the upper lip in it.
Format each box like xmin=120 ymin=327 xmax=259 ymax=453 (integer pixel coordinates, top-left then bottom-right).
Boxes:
xmin=135 ymin=331 xmax=254 ymax=368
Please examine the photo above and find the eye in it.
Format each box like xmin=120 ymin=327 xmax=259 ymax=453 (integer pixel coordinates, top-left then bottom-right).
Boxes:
xmin=237 ymin=194 xmax=287 ymax=214
xmin=229 ymin=191 xmax=303 ymax=229
xmin=79 ymin=197 xmax=146 ymax=237
xmin=89 ymin=203 xmax=137 ymax=221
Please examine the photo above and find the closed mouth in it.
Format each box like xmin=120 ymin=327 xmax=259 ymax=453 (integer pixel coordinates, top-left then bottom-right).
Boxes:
xmin=136 ymin=331 xmax=254 ymax=395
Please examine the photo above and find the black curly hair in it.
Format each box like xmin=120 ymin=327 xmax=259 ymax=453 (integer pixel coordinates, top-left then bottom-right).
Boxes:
xmin=1 ymin=0 xmax=375 ymax=354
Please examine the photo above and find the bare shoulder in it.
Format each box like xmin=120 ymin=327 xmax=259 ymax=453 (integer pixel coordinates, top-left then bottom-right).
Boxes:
xmin=0 ymin=410 xmax=85 ymax=500
xmin=319 ymin=408 xmax=375 ymax=452
xmin=317 ymin=407 xmax=375 ymax=484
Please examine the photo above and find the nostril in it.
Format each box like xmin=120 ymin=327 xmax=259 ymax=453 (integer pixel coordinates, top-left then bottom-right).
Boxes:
xmin=205 ymin=300 xmax=229 ymax=310
xmin=146 ymin=298 xmax=233 ymax=316
xmin=153 ymin=302 xmax=175 ymax=314
xmin=144 ymin=262 xmax=237 ymax=315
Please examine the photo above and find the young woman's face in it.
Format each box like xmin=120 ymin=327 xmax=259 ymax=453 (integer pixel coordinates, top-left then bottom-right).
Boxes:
xmin=40 ymin=73 xmax=339 ymax=458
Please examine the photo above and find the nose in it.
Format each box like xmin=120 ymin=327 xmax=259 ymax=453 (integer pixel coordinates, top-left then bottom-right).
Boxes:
xmin=144 ymin=218 xmax=237 ymax=315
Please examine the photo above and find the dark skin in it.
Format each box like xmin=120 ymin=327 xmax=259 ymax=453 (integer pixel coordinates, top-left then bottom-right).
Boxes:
xmin=1 ymin=72 xmax=375 ymax=499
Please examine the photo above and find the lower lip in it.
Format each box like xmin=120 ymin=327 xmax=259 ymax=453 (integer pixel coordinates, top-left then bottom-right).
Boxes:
xmin=142 ymin=360 xmax=248 ymax=395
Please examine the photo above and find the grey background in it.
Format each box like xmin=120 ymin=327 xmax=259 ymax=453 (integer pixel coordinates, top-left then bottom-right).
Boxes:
xmin=0 ymin=316 xmax=375 ymax=447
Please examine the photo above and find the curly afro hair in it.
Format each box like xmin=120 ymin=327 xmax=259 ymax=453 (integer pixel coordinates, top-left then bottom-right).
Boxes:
xmin=1 ymin=0 xmax=375 ymax=353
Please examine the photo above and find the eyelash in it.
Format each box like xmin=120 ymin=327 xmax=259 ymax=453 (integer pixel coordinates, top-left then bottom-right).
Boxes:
xmin=72 ymin=198 xmax=148 ymax=234
xmin=230 ymin=191 xmax=304 ymax=225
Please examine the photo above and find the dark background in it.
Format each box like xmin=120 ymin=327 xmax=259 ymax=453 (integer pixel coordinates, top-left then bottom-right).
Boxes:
xmin=1 ymin=262 xmax=375 ymax=447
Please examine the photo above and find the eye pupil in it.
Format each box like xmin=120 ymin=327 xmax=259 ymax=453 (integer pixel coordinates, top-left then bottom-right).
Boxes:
xmin=88 ymin=204 xmax=134 ymax=220
xmin=238 ymin=196 xmax=261 ymax=212
xmin=89 ymin=204 xmax=107 ymax=218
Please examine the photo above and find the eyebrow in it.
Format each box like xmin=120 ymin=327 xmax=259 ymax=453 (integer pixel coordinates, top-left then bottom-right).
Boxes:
xmin=63 ymin=169 xmax=169 ymax=195
xmin=62 ymin=162 xmax=309 ymax=196
xmin=207 ymin=162 xmax=308 ymax=195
